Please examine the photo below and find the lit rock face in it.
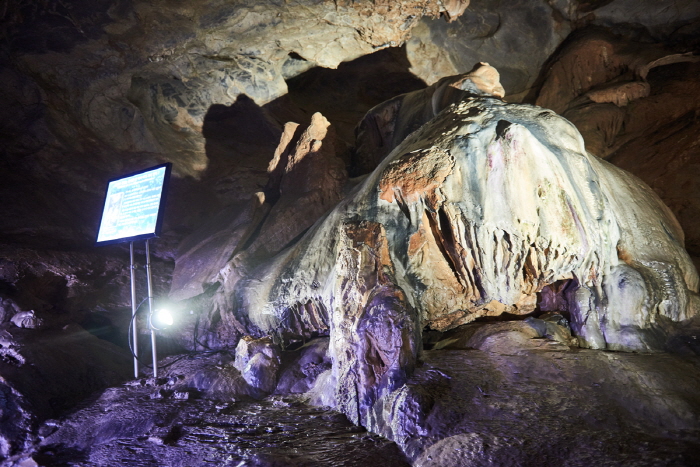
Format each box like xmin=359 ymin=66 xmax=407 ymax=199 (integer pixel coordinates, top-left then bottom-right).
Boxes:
xmin=228 ymin=72 xmax=699 ymax=423
xmin=405 ymin=0 xmax=700 ymax=97
xmin=353 ymin=62 xmax=504 ymax=174
xmin=405 ymin=0 xmax=572 ymax=94
xmin=169 ymin=111 xmax=347 ymax=347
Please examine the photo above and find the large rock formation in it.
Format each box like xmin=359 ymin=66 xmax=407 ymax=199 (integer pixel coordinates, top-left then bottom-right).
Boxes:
xmin=2 ymin=1 xmax=700 ymax=464
xmin=173 ymin=68 xmax=698 ymax=432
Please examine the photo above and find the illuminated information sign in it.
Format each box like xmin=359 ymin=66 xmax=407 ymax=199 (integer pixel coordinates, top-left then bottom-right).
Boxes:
xmin=95 ymin=163 xmax=171 ymax=245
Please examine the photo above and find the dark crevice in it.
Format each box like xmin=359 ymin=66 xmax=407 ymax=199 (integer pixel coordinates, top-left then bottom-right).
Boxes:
xmin=426 ymin=208 xmax=463 ymax=287
xmin=428 ymin=212 xmax=461 ymax=283
xmin=287 ymin=51 xmax=306 ymax=61
xmin=496 ymin=119 xmax=512 ymax=138
xmin=393 ymin=190 xmax=411 ymax=221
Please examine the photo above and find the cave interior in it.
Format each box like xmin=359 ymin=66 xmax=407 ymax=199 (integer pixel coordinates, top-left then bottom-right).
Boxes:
xmin=1 ymin=1 xmax=700 ymax=466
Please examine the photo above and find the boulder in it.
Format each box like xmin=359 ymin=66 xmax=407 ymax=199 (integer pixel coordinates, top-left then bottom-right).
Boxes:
xmin=10 ymin=311 xmax=43 ymax=330
xmin=233 ymin=336 xmax=282 ymax=394
xmin=275 ymin=338 xmax=332 ymax=395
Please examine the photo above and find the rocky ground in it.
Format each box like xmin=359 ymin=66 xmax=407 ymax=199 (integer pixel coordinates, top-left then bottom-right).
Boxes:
xmin=26 ymin=389 xmax=409 ymax=466
xmin=3 ymin=319 xmax=699 ymax=467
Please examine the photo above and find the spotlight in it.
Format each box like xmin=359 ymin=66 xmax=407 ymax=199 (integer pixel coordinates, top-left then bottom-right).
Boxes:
xmin=151 ymin=307 xmax=173 ymax=330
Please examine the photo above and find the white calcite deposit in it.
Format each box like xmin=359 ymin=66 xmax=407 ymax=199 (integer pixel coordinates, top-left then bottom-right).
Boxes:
xmin=224 ymin=66 xmax=700 ymax=427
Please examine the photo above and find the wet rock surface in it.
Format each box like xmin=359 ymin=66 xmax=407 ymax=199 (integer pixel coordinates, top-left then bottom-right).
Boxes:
xmin=9 ymin=325 xmax=700 ymax=467
xmin=0 ymin=324 xmax=132 ymax=460
xmin=15 ymin=357 xmax=409 ymax=467
xmin=364 ymin=319 xmax=700 ymax=466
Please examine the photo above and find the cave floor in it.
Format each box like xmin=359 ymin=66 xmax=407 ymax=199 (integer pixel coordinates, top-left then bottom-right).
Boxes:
xmin=16 ymin=346 xmax=700 ymax=467
xmin=30 ymin=389 xmax=409 ymax=467
xmin=403 ymin=348 xmax=700 ymax=466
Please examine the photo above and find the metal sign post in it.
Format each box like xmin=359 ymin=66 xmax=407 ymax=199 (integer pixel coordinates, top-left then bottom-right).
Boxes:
xmin=145 ymin=238 xmax=158 ymax=378
xmin=95 ymin=163 xmax=172 ymax=380
xmin=129 ymin=239 xmax=160 ymax=379
xmin=129 ymin=242 xmax=139 ymax=378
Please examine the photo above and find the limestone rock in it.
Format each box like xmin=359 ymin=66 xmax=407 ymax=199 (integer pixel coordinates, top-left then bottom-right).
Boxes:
xmin=169 ymin=195 xmax=269 ymax=302
xmin=275 ymin=338 xmax=332 ymax=395
xmin=150 ymin=352 xmax=258 ymax=400
xmin=439 ymin=0 xmax=471 ymax=23
xmin=0 ymin=299 xmax=21 ymax=324
xmin=608 ymin=102 xmax=700 ymax=262
xmin=246 ymin=112 xmax=347 ymax=260
xmin=353 ymin=62 xmax=504 ymax=174
xmin=431 ymin=318 xmax=575 ymax=353
xmin=534 ymin=28 xmax=700 ymax=265
xmin=330 ymin=220 xmax=421 ymax=424
xmin=226 ymin=87 xmax=698 ymax=428
xmin=10 ymin=311 xmax=43 ymax=330
xmin=233 ymin=336 xmax=282 ymax=394
xmin=588 ymin=0 xmax=700 ymax=39
xmin=6 ymin=0 xmax=454 ymax=179
xmin=406 ymin=0 xmax=572 ymax=94
xmin=14 ymin=338 xmax=700 ymax=465
xmin=169 ymin=112 xmax=346 ymax=348
xmin=29 ymin=366 xmax=410 ymax=466
xmin=406 ymin=0 xmax=700 ymax=97
xmin=535 ymin=29 xmax=699 ymax=118
xmin=0 ymin=324 xmax=132 ymax=459
xmin=372 ymin=342 xmax=700 ymax=464
xmin=413 ymin=433 xmax=524 ymax=467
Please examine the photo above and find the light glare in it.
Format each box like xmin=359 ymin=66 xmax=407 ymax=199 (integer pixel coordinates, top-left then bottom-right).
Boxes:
xmin=154 ymin=308 xmax=173 ymax=327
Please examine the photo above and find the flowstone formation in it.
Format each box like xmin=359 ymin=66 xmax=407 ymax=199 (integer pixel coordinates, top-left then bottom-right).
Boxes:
xmin=173 ymin=65 xmax=700 ymax=436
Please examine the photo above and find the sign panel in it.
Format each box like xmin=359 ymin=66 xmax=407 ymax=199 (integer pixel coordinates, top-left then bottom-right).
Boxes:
xmin=95 ymin=163 xmax=172 ymax=245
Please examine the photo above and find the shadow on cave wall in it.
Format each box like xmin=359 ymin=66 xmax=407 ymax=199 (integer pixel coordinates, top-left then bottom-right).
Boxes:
xmin=198 ymin=46 xmax=427 ymax=211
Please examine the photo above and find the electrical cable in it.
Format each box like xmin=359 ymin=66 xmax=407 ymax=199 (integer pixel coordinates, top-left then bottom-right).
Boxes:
xmin=127 ymin=297 xmax=152 ymax=368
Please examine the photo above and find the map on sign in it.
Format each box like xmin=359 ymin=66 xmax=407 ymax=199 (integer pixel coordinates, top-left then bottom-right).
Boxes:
xmin=95 ymin=163 xmax=171 ymax=245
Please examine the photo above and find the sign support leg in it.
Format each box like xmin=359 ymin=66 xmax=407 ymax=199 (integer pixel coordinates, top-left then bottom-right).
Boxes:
xmin=145 ymin=238 xmax=158 ymax=378
xmin=130 ymin=241 xmax=139 ymax=378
